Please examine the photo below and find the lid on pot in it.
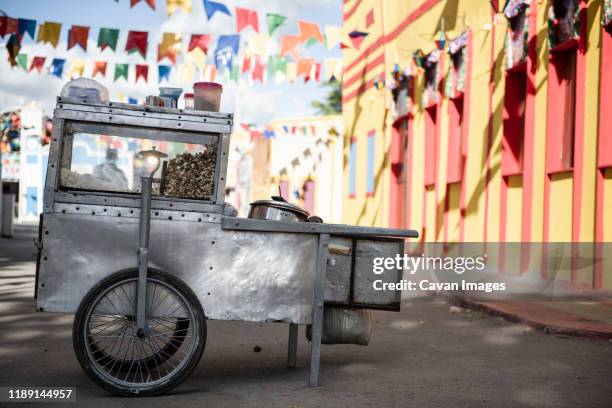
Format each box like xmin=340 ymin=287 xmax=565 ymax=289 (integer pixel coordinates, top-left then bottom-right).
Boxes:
xmin=250 ymin=199 xmax=310 ymax=217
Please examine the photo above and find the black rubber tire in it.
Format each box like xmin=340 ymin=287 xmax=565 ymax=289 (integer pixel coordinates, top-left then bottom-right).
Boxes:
xmin=73 ymin=270 xmax=206 ymax=397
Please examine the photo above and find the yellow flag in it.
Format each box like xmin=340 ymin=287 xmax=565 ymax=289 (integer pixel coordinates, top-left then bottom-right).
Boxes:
xmin=166 ymin=0 xmax=192 ymax=15
xmin=247 ymin=35 xmax=270 ymax=58
xmin=286 ymin=62 xmax=297 ymax=83
xmin=37 ymin=22 xmax=62 ymax=48
xmin=185 ymin=48 xmax=206 ymax=70
xmin=69 ymin=59 xmax=86 ymax=78
xmin=324 ymin=58 xmax=342 ymax=81
xmin=178 ymin=63 xmax=196 ymax=84
xmin=324 ymin=25 xmax=343 ymax=50
xmin=158 ymin=32 xmax=182 ymax=63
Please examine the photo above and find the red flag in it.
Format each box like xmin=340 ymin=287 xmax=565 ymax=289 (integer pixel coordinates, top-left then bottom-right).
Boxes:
xmin=29 ymin=56 xmax=46 ymax=73
xmin=68 ymin=25 xmax=89 ymax=51
xmin=130 ymin=0 xmax=155 ymax=9
xmin=298 ymin=21 xmax=323 ymax=44
xmin=135 ymin=64 xmax=148 ymax=82
xmin=92 ymin=61 xmax=107 ymax=78
xmin=348 ymin=31 xmax=368 ymax=50
xmin=236 ymin=7 xmax=259 ymax=33
xmin=188 ymin=34 xmax=210 ymax=53
xmin=126 ymin=31 xmax=148 ymax=58
xmin=280 ymin=35 xmax=301 ymax=61
xmin=252 ymin=57 xmax=264 ymax=82
xmin=0 ymin=16 xmax=18 ymax=37
xmin=241 ymin=55 xmax=251 ymax=73
xmin=312 ymin=63 xmax=321 ymax=82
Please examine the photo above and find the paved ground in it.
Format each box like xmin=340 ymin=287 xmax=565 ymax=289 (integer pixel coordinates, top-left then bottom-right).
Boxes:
xmin=1 ymin=225 xmax=612 ymax=407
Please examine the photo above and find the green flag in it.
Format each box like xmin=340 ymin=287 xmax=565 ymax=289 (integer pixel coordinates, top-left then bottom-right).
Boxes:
xmin=98 ymin=28 xmax=120 ymax=51
xmin=114 ymin=63 xmax=128 ymax=81
xmin=16 ymin=54 xmax=28 ymax=70
xmin=230 ymin=64 xmax=239 ymax=83
xmin=268 ymin=55 xmax=287 ymax=77
xmin=266 ymin=13 xmax=286 ymax=36
xmin=305 ymin=38 xmax=318 ymax=48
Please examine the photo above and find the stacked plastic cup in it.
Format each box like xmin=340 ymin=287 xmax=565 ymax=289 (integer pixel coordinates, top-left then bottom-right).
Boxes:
xmin=193 ymin=82 xmax=223 ymax=112
xmin=183 ymin=93 xmax=194 ymax=109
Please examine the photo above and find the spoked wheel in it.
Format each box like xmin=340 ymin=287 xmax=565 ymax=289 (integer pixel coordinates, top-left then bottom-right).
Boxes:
xmin=73 ymin=270 xmax=206 ymax=396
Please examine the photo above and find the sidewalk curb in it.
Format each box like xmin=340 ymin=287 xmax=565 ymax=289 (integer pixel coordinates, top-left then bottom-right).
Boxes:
xmin=446 ymin=296 xmax=612 ymax=341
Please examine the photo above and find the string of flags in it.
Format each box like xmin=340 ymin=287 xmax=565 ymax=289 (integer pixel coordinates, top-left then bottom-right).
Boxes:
xmin=240 ymin=121 xmax=338 ymax=142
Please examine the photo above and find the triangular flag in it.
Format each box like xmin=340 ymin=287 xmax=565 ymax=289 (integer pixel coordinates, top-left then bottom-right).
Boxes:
xmin=128 ymin=97 xmax=139 ymax=104
xmin=126 ymin=31 xmax=148 ymax=58
xmin=348 ymin=30 xmax=368 ymax=50
xmin=69 ymin=59 xmax=86 ymax=78
xmin=236 ymin=7 xmax=259 ymax=33
xmin=98 ymin=28 xmax=119 ymax=51
xmin=131 ymin=0 xmax=156 ymax=9
xmin=266 ymin=13 xmax=286 ymax=36
xmin=297 ymin=58 xmax=314 ymax=81
xmin=203 ymin=0 xmax=231 ymax=20
xmin=214 ymin=34 xmax=240 ymax=70
xmin=114 ymin=63 xmax=129 ymax=81
xmin=188 ymin=34 xmax=210 ymax=53
xmin=158 ymin=32 xmax=181 ymax=64
xmin=268 ymin=55 xmax=287 ymax=77
xmin=324 ymin=25 xmax=343 ymax=49
xmin=186 ymin=47 xmax=206 ymax=70
xmin=16 ymin=53 xmax=27 ymax=70
xmin=17 ymin=19 xmax=36 ymax=40
xmin=203 ymin=65 xmax=217 ymax=82
xmin=298 ymin=21 xmax=323 ymax=44
xmin=166 ymin=0 xmax=192 ymax=15
xmin=36 ymin=22 xmax=61 ymax=48
xmin=50 ymin=58 xmax=65 ymax=78
xmin=324 ymin=58 xmax=341 ymax=81
xmin=29 ymin=56 xmax=45 ymax=73
xmin=0 ymin=16 xmax=16 ymax=37
xmin=252 ymin=57 xmax=264 ymax=83
xmin=286 ymin=62 xmax=297 ymax=83
xmin=241 ymin=55 xmax=252 ymax=73
xmin=135 ymin=64 xmax=149 ymax=82
xmin=92 ymin=61 xmax=107 ymax=78
xmin=68 ymin=25 xmax=89 ymax=51
xmin=230 ymin=64 xmax=239 ymax=83
xmin=158 ymin=65 xmax=171 ymax=82
xmin=280 ymin=35 xmax=301 ymax=61
xmin=246 ymin=35 xmax=269 ymax=58
xmin=6 ymin=35 xmax=21 ymax=67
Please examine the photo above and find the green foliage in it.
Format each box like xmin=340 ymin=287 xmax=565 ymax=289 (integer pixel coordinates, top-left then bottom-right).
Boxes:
xmin=310 ymin=79 xmax=342 ymax=115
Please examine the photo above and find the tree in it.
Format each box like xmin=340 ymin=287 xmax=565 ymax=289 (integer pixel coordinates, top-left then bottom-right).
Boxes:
xmin=310 ymin=79 xmax=341 ymax=115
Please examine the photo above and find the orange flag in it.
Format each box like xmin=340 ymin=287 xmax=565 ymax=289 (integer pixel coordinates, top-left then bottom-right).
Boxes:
xmin=92 ymin=61 xmax=107 ymax=78
xmin=280 ymin=35 xmax=301 ymax=61
xmin=298 ymin=21 xmax=323 ymax=44
xmin=297 ymin=58 xmax=314 ymax=80
xmin=68 ymin=25 xmax=89 ymax=51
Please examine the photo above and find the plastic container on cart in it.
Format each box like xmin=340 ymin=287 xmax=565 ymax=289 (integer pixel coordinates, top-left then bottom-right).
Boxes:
xmin=159 ymin=87 xmax=183 ymax=105
xmin=194 ymin=82 xmax=222 ymax=112
xmin=183 ymin=93 xmax=195 ymax=109
xmin=60 ymin=78 xmax=109 ymax=101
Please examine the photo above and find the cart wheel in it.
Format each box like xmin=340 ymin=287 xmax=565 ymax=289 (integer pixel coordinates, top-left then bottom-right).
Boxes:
xmin=73 ymin=270 xmax=206 ymax=396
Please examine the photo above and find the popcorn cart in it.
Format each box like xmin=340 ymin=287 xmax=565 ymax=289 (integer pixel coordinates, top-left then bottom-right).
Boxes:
xmin=35 ymin=95 xmax=418 ymax=396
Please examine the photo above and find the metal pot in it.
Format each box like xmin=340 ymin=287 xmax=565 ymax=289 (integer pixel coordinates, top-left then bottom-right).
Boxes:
xmin=248 ymin=198 xmax=310 ymax=222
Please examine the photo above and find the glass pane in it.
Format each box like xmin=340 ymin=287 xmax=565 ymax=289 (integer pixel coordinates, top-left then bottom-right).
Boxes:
xmin=60 ymin=131 xmax=217 ymax=200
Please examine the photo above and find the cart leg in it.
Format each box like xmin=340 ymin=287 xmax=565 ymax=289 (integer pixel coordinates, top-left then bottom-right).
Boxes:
xmin=287 ymin=323 xmax=298 ymax=367
xmin=309 ymin=233 xmax=329 ymax=387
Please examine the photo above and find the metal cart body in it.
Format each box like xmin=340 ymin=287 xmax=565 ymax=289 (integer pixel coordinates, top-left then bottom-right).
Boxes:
xmin=36 ymin=98 xmax=418 ymax=390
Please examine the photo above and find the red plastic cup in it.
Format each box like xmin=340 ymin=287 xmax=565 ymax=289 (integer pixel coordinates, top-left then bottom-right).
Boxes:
xmin=183 ymin=92 xmax=194 ymax=109
xmin=193 ymin=82 xmax=222 ymax=112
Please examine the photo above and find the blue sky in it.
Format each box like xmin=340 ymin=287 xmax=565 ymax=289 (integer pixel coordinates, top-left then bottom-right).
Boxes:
xmin=0 ymin=0 xmax=342 ymax=124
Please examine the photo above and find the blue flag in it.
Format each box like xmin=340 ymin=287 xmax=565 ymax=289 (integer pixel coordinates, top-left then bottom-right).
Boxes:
xmin=50 ymin=58 xmax=65 ymax=78
xmin=203 ymin=0 xmax=231 ymax=20
xmin=214 ymin=34 xmax=240 ymax=70
xmin=128 ymin=97 xmax=138 ymax=104
xmin=18 ymin=19 xmax=36 ymax=40
xmin=158 ymin=65 xmax=171 ymax=82
xmin=263 ymin=129 xmax=275 ymax=139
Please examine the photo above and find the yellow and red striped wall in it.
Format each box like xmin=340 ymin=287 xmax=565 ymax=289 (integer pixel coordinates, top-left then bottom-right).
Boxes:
xmin=341 ymin=0 xmax=612 ymax=288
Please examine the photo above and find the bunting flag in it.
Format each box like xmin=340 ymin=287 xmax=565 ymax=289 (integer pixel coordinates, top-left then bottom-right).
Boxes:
xmin=69 ymin=59 xmax=85 ymax=77
xmin=166 ymin=0 xmax=192 ymax=15
xmin=178 ymin=62 xmax=196 ymax=83
xmin=323 ymin=58 xmax=342 ymax=81
xmin=297 ymin=58 xmax=314 ymax=80
xmin=229 ymin=64 xmax=239 ymax=82
xmin=6 ymin=35 xmax=21 ymax=66
xmin=252 ymin=57 xmax=264 ymax=82
xmin=214 ymin=34 xmax=240 ymax=70
xmin=17 ymin=18 xmax=36 ymax=40
xmin=311 ymin=62 xmax=321 ymax=82
xmin=1 ymin=16 xmax=18 ymax=37
xmin=186 ymin=47 xmax=206 ymax=69
xmin=36 ymin=22 xmax=61 ymax=47
xmin=50 ymin=58 xmax=65 ymax=78
xmin=348 ymin=30 xmax=368 ymax=50
xmin=188 ymin=34 xmax=210 ymax=53
xmin=241 ymin=55 xmax=251 ymax=73
xmin=267 ymin=55 xmax=287 ymax=77
xmin=135 ymin=64 xmax=149 ymax=82
xmin=29 ymin=56 xmax=46 ymax=73
xmin=203 ymin=65 xmax=217 ymax=81
xmin=324 ymin=25 xmax=343 ymax=49
xmin=236 ymin=7 xmax=259 ymax=33
xmin=266 ymin=13 xmax=286 ymax=36
xmin=158 ymin=64 xmax=171 ymax=82
xmin=128 ymin=97 xmax=139 ymax=104
xmin=158 ymin=32 xmax=181 ymax=63
xmin=16 ymin=54 xmax=28 ymax=70
xmin=280 ymin=35 xmax=301 ymax=61
xmin=126 ymin=31 xmax=148 ymax=58
xmin=114 ymin=63 xmax=129 ymax=81
xmin=68 ymin=25 xmax=89 ymax=51
xmin=298 ymin=21 xmax=323 ymax=44
xmin=246 ymin=35 xmax=269 ymax=58
xmin=286 ymin=62 xmax=297 ymax=82
xmin=131 ymin=0 xmax=156 ymax=9
xmin=203 ymin=0 xmax=231 ymax=20
xmin=263 ymin=126 xmax=275 ymax=139
xmin=92 ymin=61 xmax=107 ymax=77
xmin=98 ymin=28 xmax=120 ymax=51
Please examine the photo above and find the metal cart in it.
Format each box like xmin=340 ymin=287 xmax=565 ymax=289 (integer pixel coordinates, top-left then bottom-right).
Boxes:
xmin=35 ymin=97 xmax=418 ymax=396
